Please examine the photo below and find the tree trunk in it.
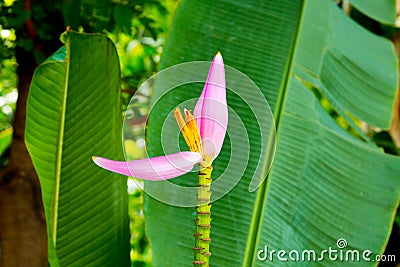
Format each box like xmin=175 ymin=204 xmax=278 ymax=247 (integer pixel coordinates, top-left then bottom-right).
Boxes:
xmin=0 ymin=49 xmax=47 ymax=266
xmin=0 ymin=0 xmax=64 ymax=263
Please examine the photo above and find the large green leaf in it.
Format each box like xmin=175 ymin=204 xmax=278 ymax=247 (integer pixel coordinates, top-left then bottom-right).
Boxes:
xmin=25 ymin=31 xmax=130 ymax=267
xmin=347 ymin=0 xmax=396 ymax=25
xmin=144 ymin=0 xmax=400 ymax=266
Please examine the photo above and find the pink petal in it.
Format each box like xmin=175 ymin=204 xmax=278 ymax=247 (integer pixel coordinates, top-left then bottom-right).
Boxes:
xmin=92 ymin=152 xmax=202 ymax=180
xmin=194 ymin=52 xmax=228 ymax=160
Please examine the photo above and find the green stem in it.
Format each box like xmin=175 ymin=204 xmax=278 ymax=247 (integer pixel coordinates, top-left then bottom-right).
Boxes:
xmin=193 ymin=166 xmax=213 ymax=267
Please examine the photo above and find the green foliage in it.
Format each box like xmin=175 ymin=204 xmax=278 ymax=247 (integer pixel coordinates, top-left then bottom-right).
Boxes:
xmin=108 ymin=0 xmax=178 ymax=103
xmin=0 ymin=2 xmax=17 ymax=128
xmin=144 ymin=0 xmax=400 ymax=266
xmin=0 ymin=0 xmax=177 ymax=134
xmin=0 ymin=127 xmax=12 ymax=167
xmin=129 ymin=189 xmax=152 ymax=267
xmin=347 ymin=0 xmax=396 ymax=25
xmin=0 ymin=57 xmax=17 ymax=130
xmin=0 ymin=127 xmax=11 ymax=154
xmin=25 ymin=31 xmax=130 ymax=266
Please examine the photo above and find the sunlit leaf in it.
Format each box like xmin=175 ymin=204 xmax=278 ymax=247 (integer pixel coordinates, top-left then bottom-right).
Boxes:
xmin=25 ymin=31 xmax=130 ymax=267
xmin=145 ymin=0 xmax=400 ymax=266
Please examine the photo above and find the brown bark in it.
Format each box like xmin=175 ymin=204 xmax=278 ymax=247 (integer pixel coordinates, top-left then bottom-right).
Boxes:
xmin=0 ymin=46 xmax=47 ymax=266
xmin=0 ymin=0 xmax=58 ymax=264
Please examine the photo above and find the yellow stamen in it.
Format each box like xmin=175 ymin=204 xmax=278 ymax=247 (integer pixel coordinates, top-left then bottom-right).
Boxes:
xmin=174 ymin=107 xmax=202 ymax=153
xmin=184 ymin=108 xmax=202 ymax=152
xmin=174 ymin=108 xmax=187 ymax=133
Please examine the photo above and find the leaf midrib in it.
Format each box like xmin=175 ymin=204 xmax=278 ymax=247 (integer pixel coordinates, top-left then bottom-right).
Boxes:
xmin=242 ymin=1 xmax=306 ymax=266
xmin=52 ymin=38 xmax=70 ymax=246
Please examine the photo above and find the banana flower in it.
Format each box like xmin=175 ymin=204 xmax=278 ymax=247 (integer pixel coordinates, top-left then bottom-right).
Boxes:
xmin=92 ymin=53 xmax=227 ymax=181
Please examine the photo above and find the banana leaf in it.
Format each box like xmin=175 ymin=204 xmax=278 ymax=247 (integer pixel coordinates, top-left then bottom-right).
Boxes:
xmin=347 ymin=0 xmax=396 ymax=25
xmin=25 ymin=31 xmax=130 ymax=267
xmin=144 ymin=0 xmax=400 ymax=266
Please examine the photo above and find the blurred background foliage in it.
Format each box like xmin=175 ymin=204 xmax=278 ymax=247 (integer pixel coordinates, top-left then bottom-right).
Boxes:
xmin=0 ymin=0 xmax=178 ymax=266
